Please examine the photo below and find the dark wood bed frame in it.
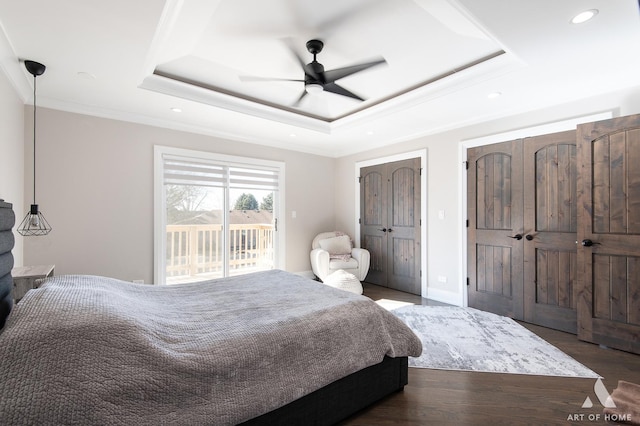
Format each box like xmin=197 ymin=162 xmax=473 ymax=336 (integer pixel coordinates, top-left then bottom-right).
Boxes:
xmin=241 ymin=356 xmax=408 ymax=425
xmin=0 ymin=201 xmax=408 ymax=424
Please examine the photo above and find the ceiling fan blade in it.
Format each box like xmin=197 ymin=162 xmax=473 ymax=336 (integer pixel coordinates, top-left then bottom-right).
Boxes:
xmin=323 ymin=83 xmax=365 ymax=101
xmin=323 ymin=58 xmax=386 ymax=83
xmin=292 ymin=90 xmax=308 ymax=107
xmin=239 ymin=75 xmax=304 ymax=83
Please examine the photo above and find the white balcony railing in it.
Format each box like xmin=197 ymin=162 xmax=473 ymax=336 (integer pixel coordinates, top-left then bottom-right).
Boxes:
xmin=166 ymin=223 xmax=274 ymax=284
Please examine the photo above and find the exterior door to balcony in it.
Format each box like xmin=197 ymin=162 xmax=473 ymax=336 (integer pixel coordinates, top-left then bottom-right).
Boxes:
xmin=155 ymin=147 xmax=283 ymax=285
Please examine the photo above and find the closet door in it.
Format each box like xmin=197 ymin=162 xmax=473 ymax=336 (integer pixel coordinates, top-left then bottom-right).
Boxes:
xmin=467 ymin=140 xmax=524 ymax=319
xmin=577 ymin=114 xmax=640 ymax=355
xmin=523 ymin=131 xmax=578 ymax=333
xmin=360 ymin=158 xmax=421 ymax=294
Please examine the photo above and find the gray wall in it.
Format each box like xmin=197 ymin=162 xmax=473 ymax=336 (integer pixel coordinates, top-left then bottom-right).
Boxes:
xmin=334 ymin=86 xmax=640 ymax=303
xmin=8 ymin=64 xmax=640 ymax=302
xmin=0 ymin=68 xmax=24 ymax=267
xmin=22 ymin=108 xmax=335 ymax=283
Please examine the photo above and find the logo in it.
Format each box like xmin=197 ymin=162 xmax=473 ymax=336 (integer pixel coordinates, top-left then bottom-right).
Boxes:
xmin=581 ymin=378 xmax=615 ymax=409
xmin=567 ymin=378 xmax=632 ymax=423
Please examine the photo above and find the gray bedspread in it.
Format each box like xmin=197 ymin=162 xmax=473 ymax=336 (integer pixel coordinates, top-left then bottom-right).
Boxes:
xmin=0 ymin=269 xmax=421 ymax=425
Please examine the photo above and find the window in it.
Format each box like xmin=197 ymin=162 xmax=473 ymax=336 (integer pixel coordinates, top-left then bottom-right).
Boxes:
xmin=154 ymin=146 xmax=285 ymax=284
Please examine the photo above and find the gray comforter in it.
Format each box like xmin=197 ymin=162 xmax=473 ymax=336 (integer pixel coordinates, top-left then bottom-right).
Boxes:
xmin=0 ymin=270 xmax=421 ymax=425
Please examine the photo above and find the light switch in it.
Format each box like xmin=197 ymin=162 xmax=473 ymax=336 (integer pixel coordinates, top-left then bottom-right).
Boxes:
xmin=291 ymin=210 xmax=297 ymax=218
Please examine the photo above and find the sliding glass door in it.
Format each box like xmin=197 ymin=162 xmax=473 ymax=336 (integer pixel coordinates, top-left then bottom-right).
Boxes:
xmin=154 ymin=147 xmax=284 ymax=285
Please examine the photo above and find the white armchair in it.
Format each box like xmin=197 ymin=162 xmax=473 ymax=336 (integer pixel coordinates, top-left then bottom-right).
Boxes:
xmin=310 ymin=232 xmax=370 ymax=282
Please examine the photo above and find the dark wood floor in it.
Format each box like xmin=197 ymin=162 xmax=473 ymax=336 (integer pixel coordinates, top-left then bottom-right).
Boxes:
xmin=341 ymin=283 xmax=640 ymax=426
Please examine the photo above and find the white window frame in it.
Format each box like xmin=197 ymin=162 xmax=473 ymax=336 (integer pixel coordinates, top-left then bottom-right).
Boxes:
xmin=154 ymin=145 xmax=286 ymax=285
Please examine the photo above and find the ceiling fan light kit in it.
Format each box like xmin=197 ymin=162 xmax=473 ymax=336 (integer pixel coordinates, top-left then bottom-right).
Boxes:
xmin=305 ymin=83 xmax=324 ymax=94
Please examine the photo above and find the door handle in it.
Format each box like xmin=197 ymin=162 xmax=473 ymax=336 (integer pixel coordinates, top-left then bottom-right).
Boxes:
xmin=580 ymin=239 xmax=600 ymax=247
xmin=525 ymin=234 xmax=534 ymax=241
xmin=387 ymin=228 xmax=393 ymax=233
xmin=378 ymin=228 xmax=387 ymax=232
xmin=507 ymin=234 xmax=523 ymax=240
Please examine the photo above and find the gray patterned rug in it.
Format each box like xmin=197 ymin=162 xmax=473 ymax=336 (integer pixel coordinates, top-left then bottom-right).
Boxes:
xmin=391 ymin=305 xmax=599 ymax=378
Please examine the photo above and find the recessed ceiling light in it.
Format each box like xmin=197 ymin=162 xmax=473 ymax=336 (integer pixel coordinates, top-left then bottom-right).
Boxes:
xmin=571 ymin=9 xmax=598 ymax=24
xmin=289 ymin=133 xmax=297 ymax=138
xmin=487 ymin=92 xmax=502 ymax=99
xmin=366 ymin=130 xmax=375 ymax=136
xmin=170 ymin=107 xmax=182 ymax=113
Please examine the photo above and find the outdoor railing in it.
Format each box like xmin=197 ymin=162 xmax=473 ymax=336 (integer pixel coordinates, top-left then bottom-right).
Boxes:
xmin=166 ymin=223 xmax=274 ymax=282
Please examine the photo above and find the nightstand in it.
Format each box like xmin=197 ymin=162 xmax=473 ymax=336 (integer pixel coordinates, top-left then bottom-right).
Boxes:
xmin=12 ymin=264 xmax=55 ymax=302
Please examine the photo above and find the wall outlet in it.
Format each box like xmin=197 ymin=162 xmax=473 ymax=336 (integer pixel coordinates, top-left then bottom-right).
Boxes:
xmin=437 ymin=275 xmax=447 ymax=283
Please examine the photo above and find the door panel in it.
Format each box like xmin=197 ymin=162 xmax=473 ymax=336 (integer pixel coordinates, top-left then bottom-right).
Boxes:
xmin=467 ymin=140 xmax=524 ymax=319
xmin=387 ymin=160 xmax=421 ymax=294
xmin=523 ymin=131 xmax=578 ymax=333
xmin=360 ymin=158 xmax=421 ymax=294
xmin=361 ymin=165 xmax=387 ymax=286
xmin=577 ymin=115 xmax=640 ymax=354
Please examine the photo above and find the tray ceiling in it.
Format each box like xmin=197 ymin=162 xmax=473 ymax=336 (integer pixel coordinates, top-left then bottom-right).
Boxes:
xmin=0 ymin=0 xmax=638 ymax=156
xmin=143 ymin=0 xmax=506 ymax=128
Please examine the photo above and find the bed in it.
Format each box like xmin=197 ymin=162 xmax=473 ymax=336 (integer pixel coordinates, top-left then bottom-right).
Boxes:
xmin=0 ymin=201 xmax=422 ymax=425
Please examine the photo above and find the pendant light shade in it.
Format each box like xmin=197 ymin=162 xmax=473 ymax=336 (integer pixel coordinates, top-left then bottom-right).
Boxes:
xmin=18 ymin=60 xmax=51 ymax=237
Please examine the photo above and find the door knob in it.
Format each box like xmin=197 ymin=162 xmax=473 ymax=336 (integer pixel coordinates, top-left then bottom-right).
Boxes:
xmin=508 ymin=234 xmax=523 ymax=240
xmin=525 ymin=234 xmax=534 ymax=241
xmin=378 ymin=228 xmax=387 ymax=232
xmin=581 ymin=239 xmax=600 ymax=247
xmin=387 ymin=228 xmax=393 ymax=233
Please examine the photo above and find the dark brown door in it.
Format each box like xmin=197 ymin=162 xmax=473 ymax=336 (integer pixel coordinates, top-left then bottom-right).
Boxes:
xmin=360 ymin=158 xmax=421 ymax=294
xmin=523 ymin=131 xmax=578 ymax=333
xmin=577 ymin=114 xmax=640 ymax=355
xmin=467 ymin=140 xmax=524 ymax=319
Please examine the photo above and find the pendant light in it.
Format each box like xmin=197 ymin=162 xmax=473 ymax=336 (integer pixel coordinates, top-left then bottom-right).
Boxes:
xmin=18 ymin=60 xmax=52 ymax=236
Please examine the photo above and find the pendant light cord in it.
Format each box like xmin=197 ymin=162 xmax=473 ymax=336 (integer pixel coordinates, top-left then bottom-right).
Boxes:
xmin=32 ymin=73 xmax=37 ymax=205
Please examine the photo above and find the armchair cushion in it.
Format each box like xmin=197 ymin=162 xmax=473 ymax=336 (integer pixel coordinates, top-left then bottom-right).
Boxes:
xmin=318 ymin=235 xmax=352 ymax=261
xmin=328 ymin=258 xmax=358 ymax=270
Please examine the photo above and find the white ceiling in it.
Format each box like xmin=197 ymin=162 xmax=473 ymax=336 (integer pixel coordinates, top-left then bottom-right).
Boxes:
xmin=1 ymin=0 xmax=639 ymax=157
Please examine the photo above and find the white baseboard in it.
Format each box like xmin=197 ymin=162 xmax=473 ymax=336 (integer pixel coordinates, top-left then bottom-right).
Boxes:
xmin=425 ymin=287 xmax=463 ymax=307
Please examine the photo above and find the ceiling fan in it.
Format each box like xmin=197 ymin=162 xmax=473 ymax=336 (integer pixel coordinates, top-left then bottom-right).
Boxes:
xmin=240 ymin=39 xmax=386 ymax=106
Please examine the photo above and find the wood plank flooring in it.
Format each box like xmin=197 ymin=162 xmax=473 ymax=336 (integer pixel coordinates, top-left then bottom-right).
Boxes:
xmin=341 ymin=283 xmax=640 ymax=425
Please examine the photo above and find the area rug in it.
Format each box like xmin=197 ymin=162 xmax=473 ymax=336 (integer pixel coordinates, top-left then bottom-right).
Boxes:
xmin=391 ymin=305 xmax=599 ymax=378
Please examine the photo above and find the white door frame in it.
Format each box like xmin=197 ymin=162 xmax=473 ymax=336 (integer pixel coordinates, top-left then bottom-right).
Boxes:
xmin=355 ymin=149 xmax=428 ymax=296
